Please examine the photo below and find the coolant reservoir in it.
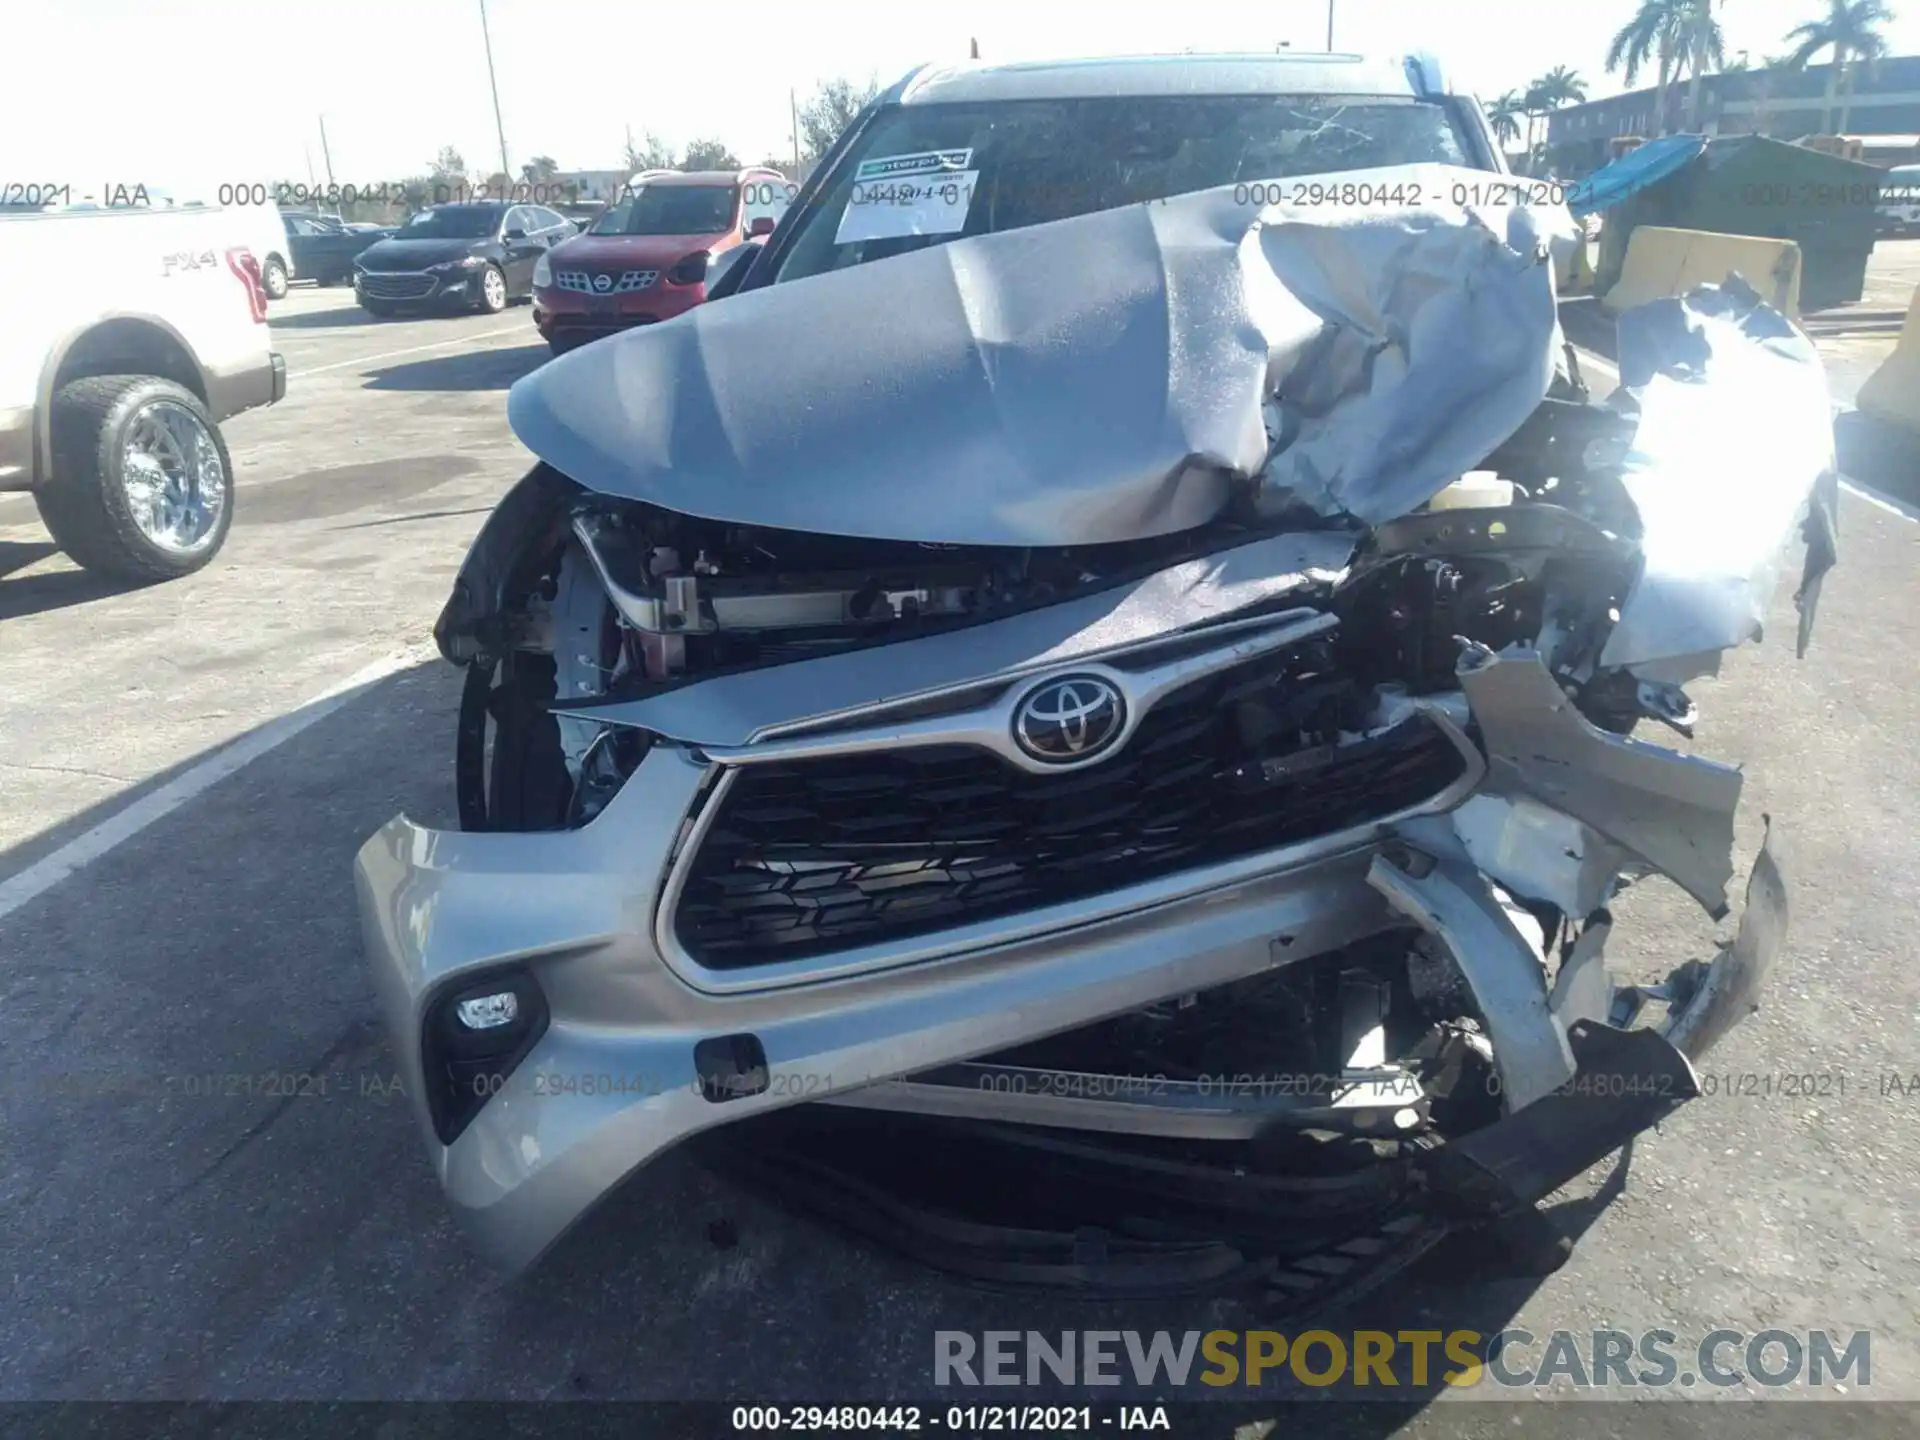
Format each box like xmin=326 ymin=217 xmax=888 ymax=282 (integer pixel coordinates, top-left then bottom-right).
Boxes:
xmin=1428 ymin=470 xmax=1514 ymax=510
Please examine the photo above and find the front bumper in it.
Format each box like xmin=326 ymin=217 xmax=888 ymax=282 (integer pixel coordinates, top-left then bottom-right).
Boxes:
xmin=355 ymin=269 xmax=483 ymax=306
xmin=356 ymin=693 xmax=1786 ymax=1276
xmin=355 ymin=747 xmax=1435 ymax=1272
xmin=532 ymin=282 xmax=703 ymax=340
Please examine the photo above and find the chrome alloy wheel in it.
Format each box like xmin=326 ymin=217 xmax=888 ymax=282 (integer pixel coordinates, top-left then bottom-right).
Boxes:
xmin=122 ymin=400 xmax=227 ymax=554
xmin=482 ymin=265 xmax=507 ymax=309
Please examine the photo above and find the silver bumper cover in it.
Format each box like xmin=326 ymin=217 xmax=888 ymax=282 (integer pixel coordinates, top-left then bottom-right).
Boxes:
xmin=357 ymin=790 xmax=1424 ymax=1273
xmin=354 ymin=648 xmax=1787 ymax=1274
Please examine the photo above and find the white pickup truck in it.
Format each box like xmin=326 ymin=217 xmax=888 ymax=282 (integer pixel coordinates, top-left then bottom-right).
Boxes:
xmin=0 ymin=205 xmax=285 ymax=580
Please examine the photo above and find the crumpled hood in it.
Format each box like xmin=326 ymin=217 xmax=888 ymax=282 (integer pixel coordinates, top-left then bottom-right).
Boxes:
xmin=507 ymin=163 xmax=1574 ymax=546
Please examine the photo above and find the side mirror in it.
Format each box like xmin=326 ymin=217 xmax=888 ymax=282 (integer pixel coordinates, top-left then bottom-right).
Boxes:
xmin=747 ymin=215 xmax=776 ymax=238
xmin=504 ymin=226 xmax=527 ymax=240
xmin=705 ymin=241 xmax=762 ymax=301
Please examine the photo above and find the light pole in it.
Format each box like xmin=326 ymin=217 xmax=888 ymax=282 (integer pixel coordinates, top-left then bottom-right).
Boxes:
xmin=1326 ymin=0 xmax=1336 ymax=51
xmin=317 ymin=114 xmax=337 ymax=189
xmin=479 ymin=0 xmax=512 ymax=184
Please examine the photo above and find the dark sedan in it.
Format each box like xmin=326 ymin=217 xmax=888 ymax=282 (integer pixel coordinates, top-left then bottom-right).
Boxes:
xmin=351 ymin=201 xmax=573 ymax=316
xmin=283 ymin=212 xmax=386 ymax=285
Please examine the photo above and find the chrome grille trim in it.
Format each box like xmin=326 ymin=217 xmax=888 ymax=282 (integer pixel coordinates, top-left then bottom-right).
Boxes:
xmin=653 ymin=695 xmax=1485 ymax=995
xmin=698 ymin=609 xmax=1337 ymax=777
xmin=358 ymin=272 xmax=438 ymax=299
xmin=555 ymin=269 xmax=658 ymax=295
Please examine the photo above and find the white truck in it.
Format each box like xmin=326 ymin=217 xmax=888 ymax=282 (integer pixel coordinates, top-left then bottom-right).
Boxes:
xmin=0 ymin=205 xmax=285 ymax=580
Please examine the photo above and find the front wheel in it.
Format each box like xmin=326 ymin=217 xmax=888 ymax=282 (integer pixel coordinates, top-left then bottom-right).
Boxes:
xmin=475 ymin=263 xmax=508 ymax=314
xmin=262 ymin=255 xmax=290 ymax=300
xmin=33 ymin=376 xmax=234 ymax=582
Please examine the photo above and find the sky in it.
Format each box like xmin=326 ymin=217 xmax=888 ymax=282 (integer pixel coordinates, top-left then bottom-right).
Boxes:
xmin=7 ymin=0 xmax=1919 ymax=194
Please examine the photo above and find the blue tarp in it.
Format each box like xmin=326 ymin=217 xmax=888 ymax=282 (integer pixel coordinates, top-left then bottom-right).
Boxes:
xmin=1566 ymin=133 xmax=1706 ymax=216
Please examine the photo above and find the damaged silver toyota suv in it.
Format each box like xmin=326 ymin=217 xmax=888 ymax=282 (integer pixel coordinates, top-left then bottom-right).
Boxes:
xmin=354 ymin=53 xmax=1840 ymax=1276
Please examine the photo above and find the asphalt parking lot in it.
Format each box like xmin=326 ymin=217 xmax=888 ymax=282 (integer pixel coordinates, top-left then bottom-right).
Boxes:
xmin=2 ymin=267 xmax=1919 ymax=1419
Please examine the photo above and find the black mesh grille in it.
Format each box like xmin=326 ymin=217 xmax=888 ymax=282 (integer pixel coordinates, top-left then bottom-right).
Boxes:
xmin=674 ymin=664 xmax=1470 ymax=968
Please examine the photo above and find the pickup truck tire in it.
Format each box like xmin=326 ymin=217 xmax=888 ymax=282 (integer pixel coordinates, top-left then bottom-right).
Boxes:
xmin=261 ymin=255 xmax=290 ymax=300
xmin=34 ymin=376 xmax=234 ymax=582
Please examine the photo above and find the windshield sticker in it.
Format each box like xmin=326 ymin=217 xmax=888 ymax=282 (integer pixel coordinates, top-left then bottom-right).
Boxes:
xmin=835 ymin=168 xmax=979 ymax=244
xmin=852 ymin=149 xmax=973 ymax=183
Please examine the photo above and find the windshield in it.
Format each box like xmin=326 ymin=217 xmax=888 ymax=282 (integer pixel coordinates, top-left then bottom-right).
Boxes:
xmin=591 ymin=185 xmax=738 ymax=236
xmin=397 ymin=205 xmax=503 ymax=239
xmin=771 ymin=94 xmax=1474 ymax=282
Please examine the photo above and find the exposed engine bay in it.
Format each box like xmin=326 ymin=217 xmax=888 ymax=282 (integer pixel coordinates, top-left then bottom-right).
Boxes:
xmin=447 ymin=375 xmax=1765 ymax=844
xmin=361 ymin=172 xmax=1838 ymax=1291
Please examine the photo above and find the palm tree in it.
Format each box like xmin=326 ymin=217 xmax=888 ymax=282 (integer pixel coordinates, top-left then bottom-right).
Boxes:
xmin=1537 ymin=65 xmax=1591 ymax=107
xmin=1486 ymin=91 xmax=1526 ymax=152
xmin=1518 ymin=81 xmax=1547 ymax=164
xmin=1523 ymin=66 xmax=1588 ymax=168
xmin=1607 ymin=0 xmax=1692 ymax=133
xmin=1680 ymin=1 xmax=1729 ymax=132
xmin=1785 ymin=0 xmax=1895 ymax=134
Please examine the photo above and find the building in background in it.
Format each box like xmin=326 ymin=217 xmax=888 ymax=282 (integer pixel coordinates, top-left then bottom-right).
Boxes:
xmin=553 ymin=169 xmax=632 ymax=203
xmin=1548 ymin=55 xmax=1920 ymax=176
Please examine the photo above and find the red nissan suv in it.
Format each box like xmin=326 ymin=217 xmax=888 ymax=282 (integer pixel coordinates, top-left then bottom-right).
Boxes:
xmin=531 ymin=166 xmax=793 ymax=355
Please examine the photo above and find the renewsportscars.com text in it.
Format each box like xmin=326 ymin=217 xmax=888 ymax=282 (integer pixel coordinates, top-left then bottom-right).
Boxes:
xmin=933 ymin=1329 xmax=1870 ymax=1390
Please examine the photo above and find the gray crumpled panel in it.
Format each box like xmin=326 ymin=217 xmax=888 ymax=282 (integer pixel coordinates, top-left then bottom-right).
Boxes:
xmin=507 ymin=164 xmax=1571 ymax=546
xmin=1251 ymin=193 xmax=1568 ymax=522
xmin=1599 ymin=280 xmax=1837 ymax=673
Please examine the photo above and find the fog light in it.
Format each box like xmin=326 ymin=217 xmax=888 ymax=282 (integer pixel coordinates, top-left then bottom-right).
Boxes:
xmin=456 ymin=991 xmax=520 ymax=1030
xmin=424 ymin=969 xmax=550 ymax=1144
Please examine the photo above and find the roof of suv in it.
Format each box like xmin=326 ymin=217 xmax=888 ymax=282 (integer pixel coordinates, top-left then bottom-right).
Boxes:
xmin=644 ymin=168 xmax=786 ymax=187
xmin=897 ymin=52 xmax=1447 ymax=106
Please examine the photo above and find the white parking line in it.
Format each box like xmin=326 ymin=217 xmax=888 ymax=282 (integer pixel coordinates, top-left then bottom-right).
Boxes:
xmin=292 ymin=326 xmax=529 ymax=378
xmin=0 ymin=642 xmax=437 ymax=923
xmin=1839 ymin=476 xmax=1920 ymax=522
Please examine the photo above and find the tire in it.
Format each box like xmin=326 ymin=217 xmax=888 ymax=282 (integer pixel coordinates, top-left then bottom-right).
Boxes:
xmin=485 ymin=652 xmax=572 ymax=829
xmin=262 ymin=254 xmax=290 ymax=300
xmin=33 ymin=376 xmax=234 ymax=583
xmin=475 ymin=263 xmax=508 ymax=314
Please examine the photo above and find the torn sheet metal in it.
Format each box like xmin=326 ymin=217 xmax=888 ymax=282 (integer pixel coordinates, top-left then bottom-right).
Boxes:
xmin=1367 ymin=849 xmax=1576 ymax=1112
xmin=561 ymin=528 xmax=1357 ymax=747
xmin=1548 ymin=916 xmax=1615 ymax=1031
xmin=1251 ymin=193 xmax=1570 ymax=523
xmin=1663 ymin=819 xmax=1789 ymax=1060
xmin=507 ymin=164 xmax=1571 ymax=547
xmin=1449 ymin=793 xmax=1631 ymax=918
xmin=1599 ymin=280 xmax=1838 ymax=671
xmin=1457 ymin=645 xmax=1743 ymax=917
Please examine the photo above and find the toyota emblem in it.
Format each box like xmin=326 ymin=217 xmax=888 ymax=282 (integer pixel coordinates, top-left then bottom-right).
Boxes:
xmin=1013 ymin=675 xmax=1127 ymax=764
